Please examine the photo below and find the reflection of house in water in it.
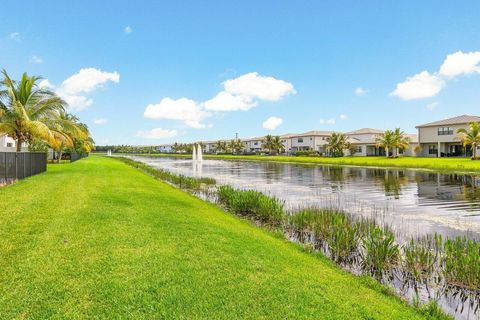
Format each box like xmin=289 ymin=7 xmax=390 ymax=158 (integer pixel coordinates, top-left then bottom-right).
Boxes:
xmin=415 ymin=173 xmax=480 ymax=210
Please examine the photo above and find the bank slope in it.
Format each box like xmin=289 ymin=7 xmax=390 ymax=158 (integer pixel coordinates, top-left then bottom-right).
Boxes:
xmin=0 ymin=156 xmax=425 ymax=319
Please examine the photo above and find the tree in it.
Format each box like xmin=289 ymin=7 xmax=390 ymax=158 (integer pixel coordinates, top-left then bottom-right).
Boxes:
xmin=271 ymin=136 xmax=285 ymax=154
xmin=262 ymin=135 xmax=274 ymax=153
xmin=326 ymin=132 xmax=348 ymax=157
xmin=375 ymin=130 xmax=396 ymax=158
xmin=392 ymin=128 xmax=411 ymax=157
xmin=457 ymin=122 xmax=480 ymax=159
xmin=0 ymin=70 xmax=67 ymax=151
xmin=229 ymin=138 xmax=244 ymax=154
xmin=214 ymin=140 xmax=228 ymax=153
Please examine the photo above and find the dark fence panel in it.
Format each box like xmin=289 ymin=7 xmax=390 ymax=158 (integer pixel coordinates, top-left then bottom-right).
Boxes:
xmin=0 ymin=152 xmax=47 ymax=185
xmin=70 ymin=152 xmax=88 ymax=163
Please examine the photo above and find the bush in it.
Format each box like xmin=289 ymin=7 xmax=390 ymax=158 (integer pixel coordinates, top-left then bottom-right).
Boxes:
xmin=294 ymin=150 xmax=319 ymax=157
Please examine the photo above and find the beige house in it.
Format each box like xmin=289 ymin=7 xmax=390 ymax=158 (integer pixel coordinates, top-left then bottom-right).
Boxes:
xmin=416 ymin=115 xmax=480 ymax=157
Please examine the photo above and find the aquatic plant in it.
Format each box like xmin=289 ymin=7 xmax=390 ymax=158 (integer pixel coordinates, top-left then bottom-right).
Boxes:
xmin=217 ymin=185 xmax=285 ymax=227
xmin=444 ymin=236 xmax=480 ymax=290
xmin=361 ymin=226 xmax=399 ymax=280
xmin=402 ymin=234 xmax=443 ymax=291
xmin=117 ymin=157 xmax=216 ymax=190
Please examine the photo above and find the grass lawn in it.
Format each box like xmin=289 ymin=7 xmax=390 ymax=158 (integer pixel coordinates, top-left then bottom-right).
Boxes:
xmin=140 ymin=153 xmax=480 ymax=173
xmin=0 ymin=156 xmax=430 ymax=319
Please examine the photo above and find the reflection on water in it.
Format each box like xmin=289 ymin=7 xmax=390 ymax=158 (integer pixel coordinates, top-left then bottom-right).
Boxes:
xmin=134 ymin=157 xmax=480 ymax=240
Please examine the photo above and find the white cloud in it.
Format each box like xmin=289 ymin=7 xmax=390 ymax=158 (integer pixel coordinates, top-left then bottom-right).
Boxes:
xmin=124 ymin=25 xmax=133 ymax=34
xmin=144 ymin=97 xmax=210 ymax=128
xmin=203 ymin=91 xmax=256 ymax=111
xmin=9 ymin=32 xmax=20 ymax=41
xmin=426 ymin=102 xmax=440 ymax=110
xmin=439 ymin=51 xmax=480 ymax=78
xmin=320 ymin=119 xmax=336 ymax=125
xmin=262 ymin=116 xmax=283 ymax=130
xmin=38 ymin=79 xmax=54 ymax=90
xmin=354 ymin=87 xmax=368 ymax=96
xmin=223 ymin=72 xmax=296 ymax=101
xmin=30 ymin=55 xmax=43 ymax=64
xmin=390 ymin=71 xmax=444 ymax=100
xmin=41 ymin=68 xmax=120 ymax=111
xmin=137 ymin=128 xmax=177 ymax=139
xmin=339 ymin=114 xmax=348 ymax=120
xmin=94 ymin=118 xmax=108 ymax=125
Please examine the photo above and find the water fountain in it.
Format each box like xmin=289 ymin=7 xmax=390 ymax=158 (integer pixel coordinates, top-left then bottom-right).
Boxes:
xmin=192 ymin=144 xmax=197 ymax=161
xmin=197 ymin=143 xmax=203 ymax=161
xmin=192 ymin=143 xmax=202 ymax=161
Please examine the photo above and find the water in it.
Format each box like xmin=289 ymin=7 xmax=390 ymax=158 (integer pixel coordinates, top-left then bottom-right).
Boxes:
xmin=133 ymin=156 xmax=480 ymax=240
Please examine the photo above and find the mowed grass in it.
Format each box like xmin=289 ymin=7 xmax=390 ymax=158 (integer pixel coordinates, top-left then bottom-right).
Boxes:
xmin=0 ymin=156 xmax=428 ymax=319
xmin=141 ymin=153 xmax=480 ymax=173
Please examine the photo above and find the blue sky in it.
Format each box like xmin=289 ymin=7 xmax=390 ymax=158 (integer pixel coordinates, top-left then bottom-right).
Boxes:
xmin=2 ymin=1 xmax=480 ymax=145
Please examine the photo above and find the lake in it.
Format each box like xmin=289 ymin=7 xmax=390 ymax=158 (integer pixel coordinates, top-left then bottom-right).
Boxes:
xmin=133 ymin=156 xmax=480 ymax=240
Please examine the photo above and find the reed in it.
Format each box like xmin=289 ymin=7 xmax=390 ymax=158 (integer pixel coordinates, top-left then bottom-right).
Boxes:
xmin=444 ymin=236 xmax=480 ymax=291
xmin=217 ymin=185 xmax=285 ymax=227
xmin=116 ymin=157 xmax=216 ymax=190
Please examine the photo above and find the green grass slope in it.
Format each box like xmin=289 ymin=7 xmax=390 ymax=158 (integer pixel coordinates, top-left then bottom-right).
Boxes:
xmin=0 ymin=156 xmax=427 ymax=319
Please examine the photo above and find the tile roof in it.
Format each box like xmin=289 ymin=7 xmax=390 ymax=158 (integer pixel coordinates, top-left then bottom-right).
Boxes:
xmin=416 ymin=115 xmax=480 ymax=128
xmin=346 ymin=128 xmax=384 ymax=135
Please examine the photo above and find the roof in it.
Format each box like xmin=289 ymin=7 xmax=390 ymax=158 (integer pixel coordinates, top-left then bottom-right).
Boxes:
xmin=346 ymin=128 xmax=384 ymax=135
xmin=292 ymin=130 xmax=334 ymax=137
xmin=416 ymin=115 xmax=480 ymax=128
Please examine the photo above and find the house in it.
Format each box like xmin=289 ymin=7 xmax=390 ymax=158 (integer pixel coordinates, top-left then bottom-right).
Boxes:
xmin=416 ymin=115 xmax=480 ymax=157
xmin=288 ymin=131 xmax=333 ymax=154
xmin=243 ymin=136 xmax=265 ymax=153
xmin=202 ymin=141 xmax=218 ymax=153
xmin=346 ymin=128 xmax=418 ymax=157
xmin=157 ymin=144 xmax=173 ymax=153
xmin=0 ymin=135 xmax=28 ymax=152
xmin=346 ymin=128 xmax=385 ymax=156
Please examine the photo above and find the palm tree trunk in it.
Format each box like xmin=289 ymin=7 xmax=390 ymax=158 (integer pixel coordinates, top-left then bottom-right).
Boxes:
xmin=16 ymin=138 xmax=22 ymax=152
xmin=385 ymin=147 xmax=389 ymax=158
xmin=57 ymin=150 xmax=63 ymax=163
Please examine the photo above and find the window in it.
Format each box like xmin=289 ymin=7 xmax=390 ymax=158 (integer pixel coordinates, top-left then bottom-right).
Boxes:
xmin=297 ymin=138 xmax=303 ymax=143
xmin=355 ymin=146 xmax=362 ymax=153
xmin=6 ymin=142 xmax=13 ymax=147
xmin=254 ymin=142 xmax=258 ymax=145
xmin=428 ymin=144 xmax=438 ymax=155
xmin=437 ymin=127 xmax=453 ymax=135
xmin=310 ymin=137 xmax=312 ymax=140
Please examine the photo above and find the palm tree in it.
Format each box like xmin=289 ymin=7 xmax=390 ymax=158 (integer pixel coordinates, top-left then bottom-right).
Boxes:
xmin=271 ymin=136 xmax=285 ymax=154
xmin=0 ymin=70 xmax=66 ymax=151
xmin=229 ymin=138 xmax=244 ymax=154
xmin=392 ymin=128 xmax=411 ymax=157
xmin=262 ymin=135 xmax=274 ymax=153
xmin=375 ymin=130 xmax=396 ymax=158
xmin=214 ymin=140 xmax=228 ymax=153
xmin=457 ymin=122 xmax=480 ymax=159
xmin=46 ymin=111 xmax=88 ymax=162
xmin=326 ymin=132 xmax=348 ymax=157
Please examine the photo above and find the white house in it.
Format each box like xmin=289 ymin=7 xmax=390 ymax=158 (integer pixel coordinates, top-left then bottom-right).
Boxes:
xmin=288 ymin=131 xmax=333 ymax=154
xmin=346 ymin=128 xmax=418 ymax=156
xmin=416 ymin=114 xmax=480 ymax=157
xmin=243 ymin=136 xmax=265 ymax=153
xmin=157 ymin=144 xmax=173 ymax=153
xmin=0 ymin=135 xmax=28 ymax=152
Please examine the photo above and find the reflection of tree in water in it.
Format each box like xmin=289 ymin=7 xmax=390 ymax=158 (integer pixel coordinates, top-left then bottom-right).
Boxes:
xmin=459 ymin=175 xmax=480 ymax=207
xmin=377 ymin=170 xmax=408 ymax=199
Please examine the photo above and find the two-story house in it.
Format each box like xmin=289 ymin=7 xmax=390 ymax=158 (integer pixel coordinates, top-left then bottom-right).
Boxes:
xmin=288 ymin=131 xmax=333 ymax=154
xmin=416 ymin=115 xmax=480 ymax=157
